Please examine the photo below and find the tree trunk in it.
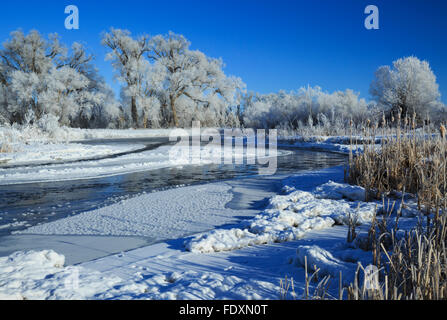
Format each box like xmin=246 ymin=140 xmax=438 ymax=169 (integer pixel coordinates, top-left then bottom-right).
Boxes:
xmin=142 ymin=111 xmax=148 ymax=128
xmin=131 ymin=96 xmax=138 ymax=128
xmin=170 ymin=96 xmax=179 ymax=127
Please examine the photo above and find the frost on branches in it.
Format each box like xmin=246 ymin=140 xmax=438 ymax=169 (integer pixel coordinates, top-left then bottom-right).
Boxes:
xmin=0 ymin=30 xmax=119 ymax=128
xmin=241 ymin=86 xmax=372 ymax=133
xmin=0 ymin=29 xmax=445 ymax=131
xmin=370 ymin=56 xmax=443 ymax=123
xmin=102 ymin=29 xmax=245 ymax=128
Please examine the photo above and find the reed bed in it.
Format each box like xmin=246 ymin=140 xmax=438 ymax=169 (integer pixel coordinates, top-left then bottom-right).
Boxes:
xmin=346 ymin=111 xmax=447 ymax=300
xmin=346 ymin=214 xmax=447 ymax=300
xmin=347 ymin=112 xmax=447 ymax=211
xmin=290 ymin=111 xmax=447 ymax=300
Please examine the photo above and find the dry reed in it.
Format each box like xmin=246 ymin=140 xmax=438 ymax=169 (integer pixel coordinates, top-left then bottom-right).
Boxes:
xmin=345 ymin=113 xmax=447 ymax=299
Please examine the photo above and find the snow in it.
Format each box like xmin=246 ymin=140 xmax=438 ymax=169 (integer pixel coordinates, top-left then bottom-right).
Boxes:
xmin=313 ymin=180 xmax=366 ymax=201
xmin=277 ymin=135 xmax=389 ymax=156
xmin=0 ymin=142 xmax=145 ymax=166
xmin=99 ymin=270 xmax=274 ymax=300
xmin=0 ymin=154 xmax=422 ymax=300
xmin=0 ymin=126 xmax=185 ymax=171
xmin=185 ymin=181 xmax=377 ymax=253
xmin=19 ymin=183 xmax=235 ymax=238
xmin=279 ymin=140 xmax=363 ymax=155
xmin=0 ymin=234 xmax=151 ymax=266
xmin=291 ymin=245 xmax=356 ymax=284
xmin=0 ymin=144 xmax=282 ymax=185
xmin=0 ymin=125 xmax=184 ymax=145
xmin=56 ymin=128 xmax=187 ymax=142
xmin=0 ymin=250 xmax=123 ymax=300
xmin=0 ymin=247 xmax=280 ymax=300
xmin=1 ymin=228 xmax=371 ymax=300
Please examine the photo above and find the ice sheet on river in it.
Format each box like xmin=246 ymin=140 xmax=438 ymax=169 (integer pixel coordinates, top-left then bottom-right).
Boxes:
xmin=19 ymin=183 xmax=237 ymax=238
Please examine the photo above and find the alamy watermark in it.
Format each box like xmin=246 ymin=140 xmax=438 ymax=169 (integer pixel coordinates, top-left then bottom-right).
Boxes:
xmin=65 ymin=5 xmax=79 ymax=30
xmin=364 ymin=5 xmax=379 ymax=30
xmin=168 ymin=122 xmax=278 ymax=175
xmin=363 ymin=264 xmax=380 ymax=290
xmin=64 ymin=268 xmax=79 ymax=291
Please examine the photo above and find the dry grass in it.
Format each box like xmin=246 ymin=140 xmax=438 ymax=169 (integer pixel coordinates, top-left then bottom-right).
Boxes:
xmin=291 ymin=214 xmax=447 ymax=300
xmin=345 ymin=111 xmax=447 ymax=300
xmin=280 ymin=256 xmax=339 ymax=300
xmin=346 ymin=214 xmax=447 ymax=300
xmin=347 ymin=112 xmax=447 ymax=212
xmin=383 ymin=216 xmax=447 ymax=299
xmin=291 ymin=112 xmax=447 ymax=300
xmin=0 ymin=141 xmax=12 ymax=153
xmin=0 ymin=127 xmax=16 ymax=153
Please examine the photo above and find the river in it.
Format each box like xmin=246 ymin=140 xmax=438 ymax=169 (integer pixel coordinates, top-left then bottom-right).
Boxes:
xmin=0 ymin=137 xmax=347 ymax=263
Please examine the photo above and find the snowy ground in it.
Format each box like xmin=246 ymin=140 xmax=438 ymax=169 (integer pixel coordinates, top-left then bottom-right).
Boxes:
xmin=0 ymin=166 xmax=421 ymax=300
xmin=0 ymin=143 xmax=146 ymax=167
xmin=19 ymin=183 xmax=237 ymax=237
xmin=3 ymin=173 xmax=291 ymax=263
xmin=0 ymin=126 xmax=181 ymax=166
xmin=0 ymin=126 xmax=190 ymax=168
xmin=0 ymin=126 xmax=183 ymax=144
xmin=1 ymin=130 xmax=416 ymax=300
xmin=61 ymin=128 xmax=184 ymax=141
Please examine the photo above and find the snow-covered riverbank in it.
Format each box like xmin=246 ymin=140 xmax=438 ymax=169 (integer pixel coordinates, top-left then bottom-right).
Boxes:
xmin=1 ymin=126 xmax=180 ymax=145
xmin=0 ymin=165 xmax=421 ymax=300
xmin=0 ymin=143 xmax=146 ymax=167
xmin=1 ymin=130 xmax=402 ymax=300
xmin=0 ymin=126 xmax=177 ymax=169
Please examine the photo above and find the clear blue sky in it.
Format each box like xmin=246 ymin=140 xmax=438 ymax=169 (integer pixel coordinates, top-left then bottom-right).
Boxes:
xmin=0 ymin=0 xmax=446 ymax=102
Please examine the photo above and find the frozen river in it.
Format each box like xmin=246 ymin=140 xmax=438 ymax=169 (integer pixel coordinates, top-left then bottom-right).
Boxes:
xmin=0 ymin=138 xmax=347 ymax=263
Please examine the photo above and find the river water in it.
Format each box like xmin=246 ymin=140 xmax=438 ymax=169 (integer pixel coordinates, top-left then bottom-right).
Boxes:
xmin=0 ymin=138 xmax=347 ymax=237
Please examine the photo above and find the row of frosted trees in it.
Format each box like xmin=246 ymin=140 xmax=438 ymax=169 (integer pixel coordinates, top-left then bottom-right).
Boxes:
xmin=0 ymin=29 xmax=245 ymax=129
xmin=243 ymin=57 xmax=446 ymax=131
xmin=0 ymin=29 xmax=444 ymax=130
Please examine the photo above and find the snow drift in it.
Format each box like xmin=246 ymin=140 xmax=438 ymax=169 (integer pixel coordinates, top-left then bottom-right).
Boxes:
xmin=185 ymin=181 xmax=377 ymax=253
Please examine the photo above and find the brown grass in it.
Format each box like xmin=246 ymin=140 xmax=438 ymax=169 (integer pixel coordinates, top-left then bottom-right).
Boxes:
xmin=292 ymin=211 xmax=447 ymax=300
xmin=345 ymin=112 xmax=447 ymax=300
xmin=291 ymin=113 xmax=447 ymax=300
xmin=0 ymin=141 xmax=13 ymax=153
xmin=347 ymin=112 xmax=447 ymax=213
xmin=346 ymin=214 xmax=447 ymax=300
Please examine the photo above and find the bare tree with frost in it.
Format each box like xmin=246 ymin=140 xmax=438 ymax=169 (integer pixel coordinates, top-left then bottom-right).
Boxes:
xmin=242 ymin=86 xmax=369 ymax=131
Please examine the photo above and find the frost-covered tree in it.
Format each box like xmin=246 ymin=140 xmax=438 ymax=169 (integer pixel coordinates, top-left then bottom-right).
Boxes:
xmin=370 ymin=56 xmax=442 ymax=122
xmin=146 ymin=32 xmax=245 ymax=127
xmin=0 ymin=30 xmax=62 ymax=122
xmin=103 ymin=29 xmax=245 ymax=128
xmin=0 ymin=29 xmax=119 ymax=127
xmin=102 ymin=28 xmax=152 ymax=128
xmin=242 ymin=86 xmax=369 ymax=130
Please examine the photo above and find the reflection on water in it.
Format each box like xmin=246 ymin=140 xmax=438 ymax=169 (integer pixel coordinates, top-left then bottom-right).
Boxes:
xmin=0 ymin=148 xmax=346 ymax=236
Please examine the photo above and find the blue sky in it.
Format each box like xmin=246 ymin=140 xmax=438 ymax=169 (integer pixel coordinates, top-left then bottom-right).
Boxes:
xmin=0 ymin=0 xmax=446 ymax=102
